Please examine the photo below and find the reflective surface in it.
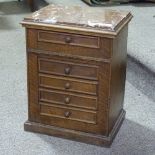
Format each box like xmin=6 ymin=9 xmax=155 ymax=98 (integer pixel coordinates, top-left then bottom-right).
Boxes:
xmin=24 ymin=4 xmax=130 ymax=31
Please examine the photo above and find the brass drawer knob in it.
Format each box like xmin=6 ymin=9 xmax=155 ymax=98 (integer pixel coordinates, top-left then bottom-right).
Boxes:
xmin=65 ymin=97 xmax=70 ymax=104
xmin=65 ymin=37 xmax=72 ymax=43
xmin=64 ymin=67 xmax=71 ymax=75
xmin=65 ymin=82 xmax=71 ymax=89
xmin=64 ymin=111 xmax=71 ymax=118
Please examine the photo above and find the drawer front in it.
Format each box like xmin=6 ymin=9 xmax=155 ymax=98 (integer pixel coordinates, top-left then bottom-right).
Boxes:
xmin=39 ymin=89 xmax=97 ymax=110
xmin=40 ymin=104 xmax=97 ymax=124
xmin=27 ymin=29 xmax=112 ymax=59
xmin=39 ymin=74 xmax=98 ymax=95
xmin=38 ymin=31 xmax=99 ymax=49
xmin=39 ymin=58 xmax=98 ymax=80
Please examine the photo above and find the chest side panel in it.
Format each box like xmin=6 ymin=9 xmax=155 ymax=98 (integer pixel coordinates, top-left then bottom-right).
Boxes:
xmin=109 ymin=25 xmax=128 ymax=133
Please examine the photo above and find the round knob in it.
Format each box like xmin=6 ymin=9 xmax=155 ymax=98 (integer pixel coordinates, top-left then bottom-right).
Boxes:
xmin=65 ymin=97 xmax=70 ymax=104
xmin=65 ymin=83 xmax=70 ymax=89
xmin=64 ymin=67 xmax=71 ymax=75
xmin=64 ymin=111 xmax=71 ymax=118
xmin=65 ymin=37 xmax=72 ymax=43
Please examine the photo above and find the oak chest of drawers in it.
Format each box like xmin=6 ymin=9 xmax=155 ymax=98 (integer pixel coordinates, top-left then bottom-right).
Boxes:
xmin=22 ymin=5 xmax=132 ymax=147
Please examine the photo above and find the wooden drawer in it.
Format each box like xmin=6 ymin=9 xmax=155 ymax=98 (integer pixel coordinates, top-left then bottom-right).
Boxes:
xmin=38 ymin=58 xmax=98 ymax=80
xmin=39 ymin=74 xmax=98 ymax=95
xmin=27 ymin=29 xmax=112 ymax=59
xmin=39 ymin=88 xmax=97 ymax=110
xmin=38 ymin=31 xmax=100 ymax=49
xmin=40 ymin=103 xmax=97 ymax=124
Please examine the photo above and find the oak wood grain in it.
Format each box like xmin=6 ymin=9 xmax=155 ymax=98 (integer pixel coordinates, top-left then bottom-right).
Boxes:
xmin=22 ymin=5 xmax=132 ymax=147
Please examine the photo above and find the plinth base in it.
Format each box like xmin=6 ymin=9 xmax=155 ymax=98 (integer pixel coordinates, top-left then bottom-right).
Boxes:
xmin=24 ymin=110 xmax=125 ymax=147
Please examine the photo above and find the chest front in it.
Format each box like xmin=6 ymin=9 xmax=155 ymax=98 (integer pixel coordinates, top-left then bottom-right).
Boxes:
xmin=22 ymin=5 xmax=132 ymax=147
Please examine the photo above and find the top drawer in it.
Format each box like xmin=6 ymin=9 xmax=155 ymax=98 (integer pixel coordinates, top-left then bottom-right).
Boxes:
xmin=27 ymin=29 xmax=112 ymax=59
xmin=38 ymin=31 xmax=100 ymax=49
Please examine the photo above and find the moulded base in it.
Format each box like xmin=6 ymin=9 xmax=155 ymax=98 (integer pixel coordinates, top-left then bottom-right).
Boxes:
xmin=24 ymin=110 xmax=125 ymax=147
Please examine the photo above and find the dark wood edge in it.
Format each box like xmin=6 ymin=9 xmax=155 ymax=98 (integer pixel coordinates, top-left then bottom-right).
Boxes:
xmin=24 ymin=109 xmax=125 ymax=147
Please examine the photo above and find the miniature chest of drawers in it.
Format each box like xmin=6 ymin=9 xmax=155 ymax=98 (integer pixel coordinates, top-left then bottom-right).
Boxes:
xmin=22 ymin=5 xmax=132 ymax=147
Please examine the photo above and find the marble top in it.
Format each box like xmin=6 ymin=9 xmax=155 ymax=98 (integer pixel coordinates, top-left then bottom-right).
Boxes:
xmin=24 ymin=4 xmax=132 ymax=32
